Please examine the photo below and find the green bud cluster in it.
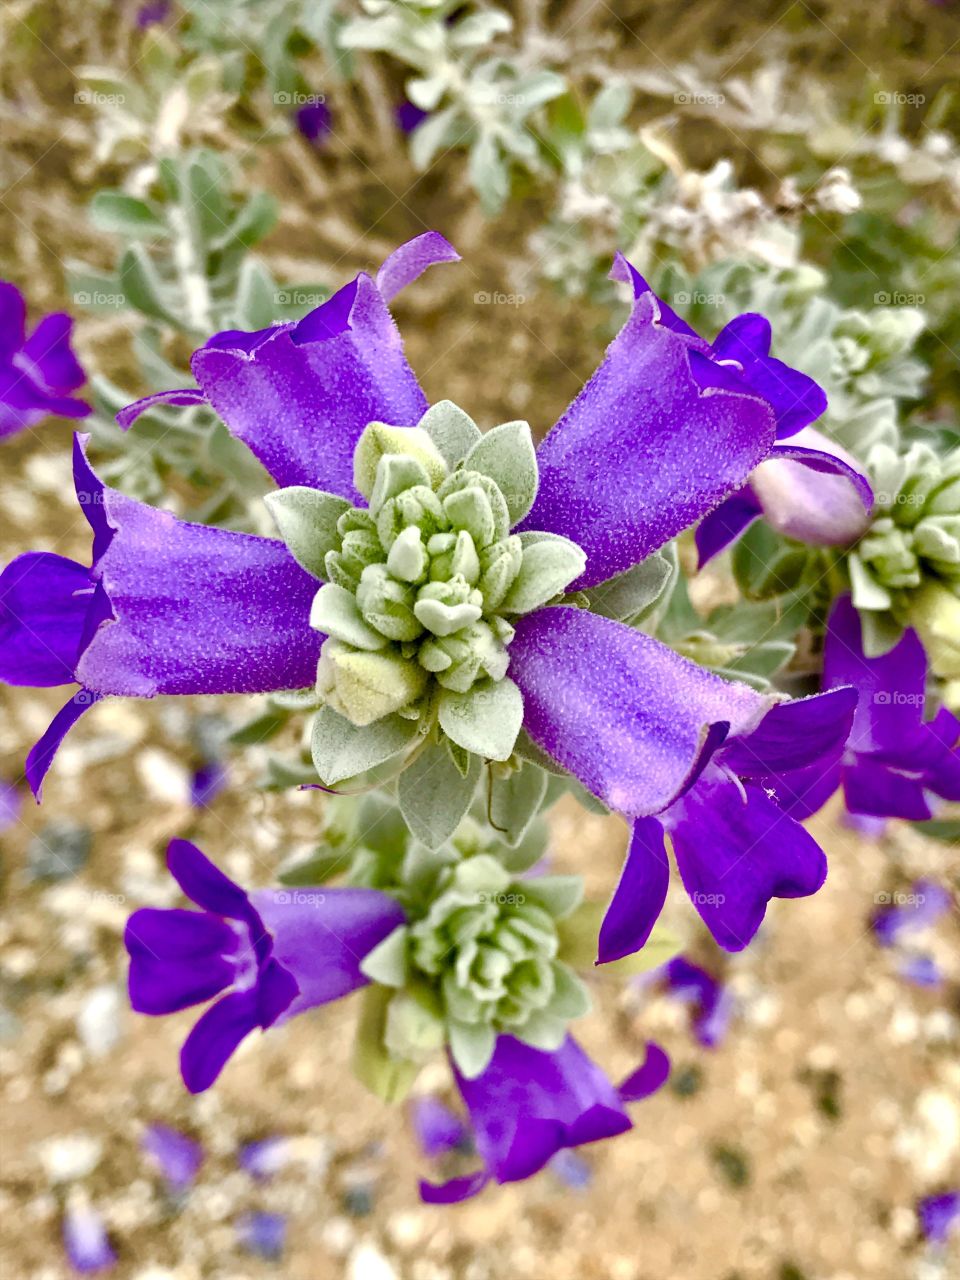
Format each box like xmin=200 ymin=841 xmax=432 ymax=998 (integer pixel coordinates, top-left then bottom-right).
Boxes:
xmin=360 ymin=851 xmax=587 ymax=1078
xmin=300 ymin=410 xmax=585 ymax=749
xmin=849 ymin=441 xmax=960 ymax=669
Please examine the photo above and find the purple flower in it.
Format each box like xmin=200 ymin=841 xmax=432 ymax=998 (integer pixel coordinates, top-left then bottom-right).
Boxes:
xmin=63 ymin=1198 xmax=116 ymax=1273
xmin=0 ymin=779 xmax=20 ymax=832
xmin=238 ymin=1136 xmax=290 ymax=1179
xmin=821 ymin=596 xmax=960 ymax=820
xmin=696 ymin=426 xmax=873 ymax=566
xmin=662 ymin=956 xmax=733 ymax=1047
xmin=420 ymin=1037 xmax=669 ymax=1202
xmin=190 ymin=759 xmax=227 ymax=808
xmin=599 ymin=686 xmax=858 ymax=958
xmin=411 ymin=1095 xmax=468 ymax=1158
xmin=2 ymin=234 xmax=824 ymax=818
xmin=871 ymin=879 xmax=951 ymax=946
xmin=918 ymin=1190 xmax=960 ymax=1243
xmin=136 ymin=0 xmax=172 ymax=27
xmin=0 ymin=282 xmax=89 ymax=440
xmin=124 ymin=838 xmax=404 ymax=1092
xmin=237 ymin=1210 xmax=286 ymax=1258
xmin=396 ymin=100 xmax=429 ymax=134
xmin=141 ymin=1124 xmax=204 ymax=1190
xmin=295 ymin=99 xmax=331 ymax=145
xmin=897 ymin=954 xmax=943 ymax=987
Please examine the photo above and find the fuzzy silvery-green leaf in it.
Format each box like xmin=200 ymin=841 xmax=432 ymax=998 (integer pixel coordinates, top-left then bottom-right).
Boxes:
xmin=513 ymin=1011 xmax=567 ymax=1053
xmin=495 ymin=816 xmax=550 ymax=875
xmin=359 ymin=924 xmax=410 ymax=987
xmin=310 ymin=585 xmax=387 ymax=649
xmin=311 ymin=706 xmax=419 ymax=786
xmin=418 ymin=400 xmax=483 ymax=467
xmin=384 ymin=991 xmax=446 ymax=1062
xmin=236 ymin=258 xmax=282 ymax=330
xmin=522 ymin=875 xmax=584 ymax=921
xmin=848 ymin=552 xmax=894 ymax=612
xmin=398 ymin=740 xmax=481 ymax=851
xmin=119 ymin=244 xmax=177 ymax=325
xmin=369 ymin=455 xmax=433 ymax=514
xmin=438 ymin=677 xmax=523 ymax=761
xmin=487 ymin=760 xmax=549 ymax=846
xmin=352 ymin=987 xmax=419 ymax=1104
xmin=317 ymin=642 xmax=429 ymax=726
xmin=463 ymin=420 xmax=538 ymax=524
xmin=89 ymin=191 xmax=166 ymax=239
xmin=859 ymin=607 xmax=906 ymax=658
xmin=448 ymin=1018 xmax=496 ymax=1079
xmin=583 ymin=550 xmax=675 ymax=621
xmin=265 ymin=488 xmax=351 ymax=580
xmin=511 ymin=730 xmax=566 ymax=776
xmin=501 ymin=534 xmax=586 ymax=613
xmin=353 ymin=423 xmax=447 ymax=499
xmin=548 ymin=964 xmax=591 ymax=1019
xmin=410 ymin=105 xmax=460 ymax=170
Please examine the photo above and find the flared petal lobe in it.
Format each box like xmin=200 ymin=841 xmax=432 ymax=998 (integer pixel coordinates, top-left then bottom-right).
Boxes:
xmin=0 ymin=553 xmax=94 ymax=686
xmin=509 ymin=607 xmax=767 ymax=817
xmin=191 ymin=273 xmax=431 ymax=496
xmin=523 ymin=293 xmax=777 ymax=587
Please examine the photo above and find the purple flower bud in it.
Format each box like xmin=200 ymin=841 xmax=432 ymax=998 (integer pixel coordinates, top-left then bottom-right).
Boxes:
xmin=0 ymin=281 xmax=90 ymax=440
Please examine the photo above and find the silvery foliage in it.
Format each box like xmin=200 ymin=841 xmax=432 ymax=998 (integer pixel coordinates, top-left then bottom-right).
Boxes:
xmin=340 ymin=0 xmax=565 ymax=213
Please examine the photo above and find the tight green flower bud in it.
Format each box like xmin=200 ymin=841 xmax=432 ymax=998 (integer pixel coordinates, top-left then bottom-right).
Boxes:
xmin=414 ymin=577 xmax=484 ymax=636
xmin=356 ymin=564 xmax=422 ymax=641
xmin=316 ymin=638 xmax=428 ymax=725
xmin=353 ymin=422 xmax=447 ymax=500
xmin=438 ymin=470 xmax=511 ymax=545
xmin=419 ymin=621 xmax=509 ymax=691
xmin=478 ymin=536 xmax=522 ymax=609
xmin=376 ymin=485 xmax=447 ymax=549
xmin=386 ymin=526 xmax=428 ymax=583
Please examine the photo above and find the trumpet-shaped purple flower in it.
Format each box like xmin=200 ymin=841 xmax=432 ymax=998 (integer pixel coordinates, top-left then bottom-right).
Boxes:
xmin=599 ymin=686 xmax=858 ymax=957
xmin=0 ymin=281 xmax=90 ymax=439
xmin=871 ymin=879 xmax=951 ymax=946
xmin=820 ymin=596 xmax=960 ymax=820
xmin=2 ymin=233 xmax=827 ymax=820
xmin=420 ymin=1036 xmax=669 ymax=1203
xmin=124 ymin=839 xmax=404 ymax=1092
xmin=696 ymin=426 xmax=874 ymax=565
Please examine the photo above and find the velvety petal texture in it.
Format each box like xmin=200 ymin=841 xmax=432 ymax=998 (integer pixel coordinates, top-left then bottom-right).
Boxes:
xmin=597 ymin=817 xmax=669 ymax=963
xmin=77 ymin=484 xmax=321 ymax=698
xmin=523 ymin=288 xmax=777 ymax=587
xmin=375 ymin=231 xmax=460 ymax=304
xmin=510 ymin=606 xmax=768 ymax=817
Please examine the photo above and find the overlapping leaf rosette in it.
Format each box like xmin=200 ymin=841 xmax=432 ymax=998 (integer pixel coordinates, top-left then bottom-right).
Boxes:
xmin=0 ymin=232 xmax=861 ymax=1196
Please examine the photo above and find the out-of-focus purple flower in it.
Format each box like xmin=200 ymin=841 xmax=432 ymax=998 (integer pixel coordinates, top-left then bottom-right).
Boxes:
xmin=897 ymin=954 xmax=943 ymax=988
xmin=411 ymin=1095 xmax=468 ymax=1158
xmin=663 ymin=956 xmax=733 ymax=1047
xmin=599 ymin=687 xmax=858 ymax=958
xmin=136 ymin=0 xmax=172 ymax=28
xmin=550 ymin=1148 xmax=592 ymax=1189
xmin=871 ymin=879 xmax=951 ymax=946
xmin=396 ymin=100 xmax=429 ymax=134
xmin=124 ymin=838 xmax=404 ymax=1092
xmin=141 ymin=1124 xmax=204 ymax=1190
xmin=822 ymin=596 xmax=960 ymax=821
xmin=420 ymin=1037 xmax=668 ymax=1202
xmin=237 ymin=1210 xmax=286 ymax=1259
xmin=918 ymin=1189 xmax=960 ymax=1244
xmin=295 ymin=99 xmax=331 ymax=145
xmin=843 ymin=810 xmax=888 ymax=839
xmin=63 ymin=1197 xmax=116 ymax=1273
xmin=0 ymin=779 xmax=20 ymax=832
xmin=0 ymin=282 xmax=90 ymax=440
xmin=2 ymin=235 xmax=816 ymax=821
xmin=190 ymin=759 xmax=227 ymax=808
xmin=238 ymin=1136 xmax=291 ymax=1180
